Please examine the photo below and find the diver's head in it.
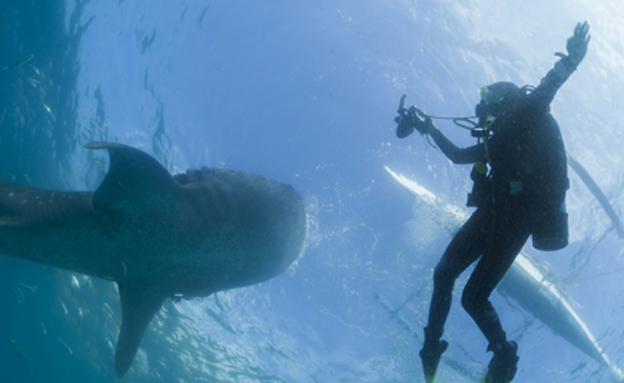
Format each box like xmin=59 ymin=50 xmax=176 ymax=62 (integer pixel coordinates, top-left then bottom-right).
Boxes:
xmin=475 ymin=81 xmax=519 ymax=127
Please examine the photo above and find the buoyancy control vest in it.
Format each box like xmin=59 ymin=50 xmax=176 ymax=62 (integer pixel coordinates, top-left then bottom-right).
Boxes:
xmin=474 ymin=84 xmax=569 ymax=251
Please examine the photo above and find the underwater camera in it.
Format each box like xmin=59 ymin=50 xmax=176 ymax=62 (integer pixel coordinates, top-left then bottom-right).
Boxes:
xmin=395 ymin=95 xmax=429 ymax=138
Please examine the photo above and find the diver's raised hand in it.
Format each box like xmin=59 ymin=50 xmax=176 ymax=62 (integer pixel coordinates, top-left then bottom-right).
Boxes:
xmin=567 ymin=21 xmax=590 ymax=65
xmin=556 ymin=21 xmax=590 ymax=67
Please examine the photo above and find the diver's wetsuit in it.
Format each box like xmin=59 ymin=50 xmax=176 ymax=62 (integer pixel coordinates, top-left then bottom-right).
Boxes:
xmin=423 ymin=60 xmax=571 ymax=348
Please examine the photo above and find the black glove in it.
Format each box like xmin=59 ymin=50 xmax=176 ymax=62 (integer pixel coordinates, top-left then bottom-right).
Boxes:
xmin=566 ymin=21 xmax=591 ymax=66
xmin=555 ymin=21 xmax=590 ymax=76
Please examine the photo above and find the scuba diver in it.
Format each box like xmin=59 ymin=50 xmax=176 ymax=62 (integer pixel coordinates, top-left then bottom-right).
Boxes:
xmin=394 ymin=22 xmax=590 ymax=383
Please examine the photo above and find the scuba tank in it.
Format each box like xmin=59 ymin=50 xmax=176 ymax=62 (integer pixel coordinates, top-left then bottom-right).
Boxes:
xmin=531 ymin=172 xmax=569 ymax=251
xmin=532 ymin=201 xmax=568 ymax=251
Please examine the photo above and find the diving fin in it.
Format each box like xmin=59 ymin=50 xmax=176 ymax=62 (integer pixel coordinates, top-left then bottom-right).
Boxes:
xmin=481 ymin=341 xmax=519 ymax=383
xmin=420 ymin=339 xmax=448 ymax=383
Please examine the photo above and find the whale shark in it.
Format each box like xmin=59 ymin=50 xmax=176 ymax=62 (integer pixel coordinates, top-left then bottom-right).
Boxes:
xmin=0 ymin=142 xmax=307 ymax=376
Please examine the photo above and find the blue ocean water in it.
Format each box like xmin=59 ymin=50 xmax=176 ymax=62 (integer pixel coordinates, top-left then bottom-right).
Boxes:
xmin=1 ymin=1 xmax=624 ymax=382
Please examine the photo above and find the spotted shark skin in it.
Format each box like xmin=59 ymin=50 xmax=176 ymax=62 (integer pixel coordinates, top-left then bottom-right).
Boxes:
xmin=0 ymin=142 xmax=307 ymax=376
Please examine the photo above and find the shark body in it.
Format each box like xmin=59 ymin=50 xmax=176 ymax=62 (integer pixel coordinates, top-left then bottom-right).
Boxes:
xmin=0 ymin=142 xmax=307 ymax=376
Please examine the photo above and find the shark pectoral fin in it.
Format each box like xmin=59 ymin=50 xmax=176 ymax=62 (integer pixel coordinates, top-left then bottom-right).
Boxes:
xmin=115 ymin=281 xmax=167 ymax=377
xmin=83 ymin=142 xmax=179 ymax=214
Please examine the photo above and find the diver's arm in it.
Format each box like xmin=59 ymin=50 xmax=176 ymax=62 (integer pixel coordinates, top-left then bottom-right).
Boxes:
xmin=399 ymin=106 xmax=484 ymax=164
xmin=531 ymin=22 xmax=590 ymax=109
xmin=428 ymin=127 xmax=485 ymax=165
xmin=530 ymin=59 xmax=573 ymax=108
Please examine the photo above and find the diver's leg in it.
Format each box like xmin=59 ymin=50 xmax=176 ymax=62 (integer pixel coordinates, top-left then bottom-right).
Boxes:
xmin=461 ymin=209 xmax=530 ymax=382
xmin=424 ymin=206 xmax=492 ymax=340
xmin=420 ymin=206 xmax=492 ymax=382
xmin=460 ymin=215 xmax=529 ymax=345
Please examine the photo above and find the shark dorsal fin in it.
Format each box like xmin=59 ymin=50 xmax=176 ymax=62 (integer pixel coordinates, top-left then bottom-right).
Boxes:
xmin=84 ymin=142 xmax=178 ymax=214
xmin=115 ymin=281 xmax=167 ymax=377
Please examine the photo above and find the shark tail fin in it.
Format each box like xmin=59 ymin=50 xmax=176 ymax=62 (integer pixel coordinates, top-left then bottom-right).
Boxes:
xmin=115 ymin=281 xmax=167 ymax=377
